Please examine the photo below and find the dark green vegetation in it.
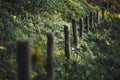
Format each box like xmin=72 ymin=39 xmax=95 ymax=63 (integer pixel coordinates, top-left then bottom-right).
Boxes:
xmin=0 ymin=0 xmax=120 ymax=80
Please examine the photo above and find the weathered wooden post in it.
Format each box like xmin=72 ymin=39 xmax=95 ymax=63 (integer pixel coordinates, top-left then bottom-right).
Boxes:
xmin=64 ymin=25 xmax=71 ymax=60
xmin=85 ymin=16 xmax=89 ymax=33
xmin=96 ymin=11 xmax=100 ymax=24
xmin=46 ymin=33 xmax=55 ymax=80
xmin=72 ymin=19 xmax=78 ymax=46
xmin=17 ymin=40 xmax=32 ymax=80
xmin=102 ymin=8 xmax=105 ymax=19
xmin=64 ymin=25 xmax=71 ymax=80
xmin=79 ymin=17 xmax=84 ymax=39
xmin=89 ymin=11 xmax=93 ymax=30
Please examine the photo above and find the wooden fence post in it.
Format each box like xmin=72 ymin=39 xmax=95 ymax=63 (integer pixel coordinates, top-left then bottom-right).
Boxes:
xmin=96 ymin=11 xmax=100 ymax=24
xmin=79 ymin=17 xmax=84 ymax=39
xmin=89 ymin=11 xmax=93 ymax=30
xmin=46 ymin=33 xmax=55 ymax=80
xmin=72 ymin=19 xmax=78 ymax=46
xmin=85 ymin=16 xmax=89 ymax=33
xmin=17 ymin=40 xmax=32 ymax=80
xmin=64 ymin=25 xmax=71 ymax=60
xmin=102 ymin=8 xmax=105 ymax=19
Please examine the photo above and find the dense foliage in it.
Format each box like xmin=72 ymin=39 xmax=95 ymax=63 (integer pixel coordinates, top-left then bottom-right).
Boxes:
xmin=0 ymin=0 xmax=120 ymax=80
